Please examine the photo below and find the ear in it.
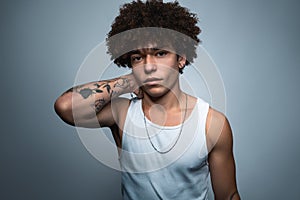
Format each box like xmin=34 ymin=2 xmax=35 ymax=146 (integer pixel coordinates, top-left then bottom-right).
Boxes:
xmin=178 ymin=55 xmax=187 ymax=69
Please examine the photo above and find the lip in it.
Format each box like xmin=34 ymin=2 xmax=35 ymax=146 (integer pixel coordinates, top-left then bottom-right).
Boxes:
xmin=143 ymin=77 xmax=163 ymax=85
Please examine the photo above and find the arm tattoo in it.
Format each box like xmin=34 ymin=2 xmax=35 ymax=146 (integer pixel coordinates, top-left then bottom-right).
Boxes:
xmin=66 ymin=78 xmax=130 ymax=100
xmin=230 ymin=191 xmax=238 ymax=200
xmin=110 ymin=90 xmax=119 ymax=98
xmin=64 ymin=78 xmax=130 ymax=112
xmin=114 ymin=77 xmax=130 ymax=89
xmin=102 ymin=83 xmax=111 ymax=94
xmin=94 ymin=98 xmax=106 ymax=113
xmin=73 ymin=82 xmax=108 ymax=99
xmin=79 ymin=88 xmax=95 ymax=99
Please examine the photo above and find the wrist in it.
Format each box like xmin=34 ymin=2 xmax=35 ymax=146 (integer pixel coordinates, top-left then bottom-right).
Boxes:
xmin=112 ymin=76 xmax=135 ymax=95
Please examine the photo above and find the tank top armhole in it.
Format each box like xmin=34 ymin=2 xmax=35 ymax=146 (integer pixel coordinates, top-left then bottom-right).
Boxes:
xmin=197 ymin=98 xmax=210 ymax=159
xmin=118 ymin=98 xmax=138 ymax=160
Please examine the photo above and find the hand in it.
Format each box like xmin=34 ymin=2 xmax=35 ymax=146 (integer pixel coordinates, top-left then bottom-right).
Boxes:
xmin=121 ymin=73 xmax=143 ymax=99
xmin=133 ymin=86 xmax=144 ymax=99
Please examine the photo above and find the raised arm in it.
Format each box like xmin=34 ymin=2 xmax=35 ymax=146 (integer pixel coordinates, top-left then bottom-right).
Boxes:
xmin=54 ymin=74 xmax=140 ymax=128
xmin=206 ymin=108 xmax=240 ymax=200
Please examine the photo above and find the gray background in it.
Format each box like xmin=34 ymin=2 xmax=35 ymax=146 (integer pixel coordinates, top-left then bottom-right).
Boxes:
xmin=1 ymin=0 xmax=299 ymax=199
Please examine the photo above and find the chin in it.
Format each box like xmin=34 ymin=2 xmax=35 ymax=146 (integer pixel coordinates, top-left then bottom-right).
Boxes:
xmin=143 ymin=86 xmax=169 ymax=98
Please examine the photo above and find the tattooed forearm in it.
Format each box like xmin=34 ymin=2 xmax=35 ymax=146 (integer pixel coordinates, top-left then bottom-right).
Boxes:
xmin=60 ymin=77 xmax=133 ymax=114
xmin=78 ymin=88 xmax=95 ymax=99
xmin=103 ymin=83 xmax=111 ymax=94
xmin=64 ymin=77 xmax=131 ymax=100
xmin=114 ymin=77 xmax=130 ymax=89
xmin=55 ymin=75 xmax=138 ymax=126
xmin=75 ymin=83 xmax=106 ymax=99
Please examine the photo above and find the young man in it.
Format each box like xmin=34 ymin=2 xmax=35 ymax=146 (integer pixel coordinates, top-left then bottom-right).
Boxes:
xmin=55 ymin=1 xmax=240 ymax=199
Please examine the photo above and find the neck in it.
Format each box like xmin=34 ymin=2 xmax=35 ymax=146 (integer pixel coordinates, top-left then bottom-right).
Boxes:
xmin=142 ymin=89 xmax=186 ymax=111
xmin=142 ymin=89 xmax=188 ymax=127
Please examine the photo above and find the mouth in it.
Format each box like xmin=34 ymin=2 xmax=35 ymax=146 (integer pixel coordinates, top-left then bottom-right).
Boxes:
xmin=143 ymin=77 xmax=163 ymax=85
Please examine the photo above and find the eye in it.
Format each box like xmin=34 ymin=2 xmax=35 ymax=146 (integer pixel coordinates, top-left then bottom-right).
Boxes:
xmin=155 ymin=50 xmax=168 ymax=57
xmin=131 ymin=55 xmax=143 ymax=63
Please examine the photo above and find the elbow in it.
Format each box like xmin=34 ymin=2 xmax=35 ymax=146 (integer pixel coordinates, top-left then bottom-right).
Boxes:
xmin=54 ymin=96 xmax=75 ymax=126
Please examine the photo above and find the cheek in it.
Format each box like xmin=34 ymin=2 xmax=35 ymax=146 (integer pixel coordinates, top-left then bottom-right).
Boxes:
xmin=132 ymin=67 xmax=144 ymax=83
xmin=165 ymin=68 xmax=180 ymax=84
xmin=132 ymin=64 xmax=144 ymax=73
xmin=164 ymin=65 xmax=179 ymax=77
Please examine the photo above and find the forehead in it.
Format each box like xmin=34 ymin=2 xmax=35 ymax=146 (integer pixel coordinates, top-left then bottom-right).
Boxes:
xmin=132 ymin=43 xmax=175 ymax=54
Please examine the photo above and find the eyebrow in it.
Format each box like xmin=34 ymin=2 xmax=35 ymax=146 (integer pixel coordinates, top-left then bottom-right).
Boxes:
xmin=130 ymin=48 xmax=165 ymax=55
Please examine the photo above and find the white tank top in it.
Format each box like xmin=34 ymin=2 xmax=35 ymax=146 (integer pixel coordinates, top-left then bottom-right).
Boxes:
xmin=119 ymin=97 xmax=210 ymax=200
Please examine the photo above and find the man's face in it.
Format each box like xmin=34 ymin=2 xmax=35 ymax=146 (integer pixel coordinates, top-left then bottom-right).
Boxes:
xmin=130 ymin=45 xmax=186 ymax=98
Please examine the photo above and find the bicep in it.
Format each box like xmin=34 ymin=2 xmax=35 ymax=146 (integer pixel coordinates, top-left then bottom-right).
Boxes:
xmin=206 ymin=109 xmax=239 ymax=199
xmin=74 ymin=97 xmax=129 ymax=128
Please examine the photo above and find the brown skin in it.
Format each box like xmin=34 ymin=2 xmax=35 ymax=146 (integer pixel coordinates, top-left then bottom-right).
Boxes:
xmin=206 ymin=108 xmax=240 ymax=200
xmin=54 ymin=48 xmax=240 ymax=200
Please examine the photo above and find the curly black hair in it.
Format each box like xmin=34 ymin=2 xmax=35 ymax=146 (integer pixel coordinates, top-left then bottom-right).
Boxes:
xmin=106 ymin=0 xmax=201 ymax=73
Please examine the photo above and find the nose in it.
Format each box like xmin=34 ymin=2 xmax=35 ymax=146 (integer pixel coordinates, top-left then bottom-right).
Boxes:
xmin=144 ymin=55 xmax=157 ymax=74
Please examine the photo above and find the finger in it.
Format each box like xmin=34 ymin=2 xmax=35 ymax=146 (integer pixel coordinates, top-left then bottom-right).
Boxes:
xmin=134 ymin=87 xmax=143 ymax=99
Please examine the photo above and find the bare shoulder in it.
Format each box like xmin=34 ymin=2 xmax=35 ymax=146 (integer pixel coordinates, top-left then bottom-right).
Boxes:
xmin=206 ymin=108 xmax=239 ymax=199
xmin=205 ymin=107 xmax=233 ymax=153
